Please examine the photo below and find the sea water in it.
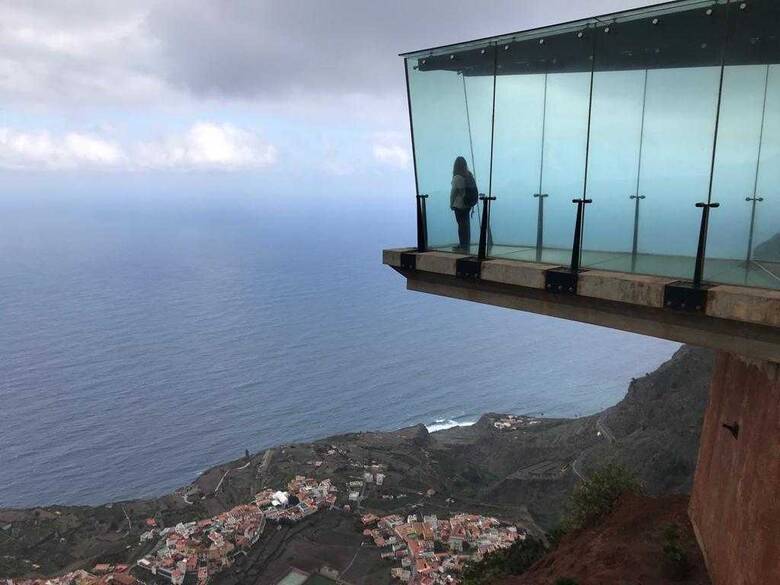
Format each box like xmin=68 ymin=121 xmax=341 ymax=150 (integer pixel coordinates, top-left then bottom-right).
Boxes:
xmin=0 ymin=191 xmax=678 ymax=507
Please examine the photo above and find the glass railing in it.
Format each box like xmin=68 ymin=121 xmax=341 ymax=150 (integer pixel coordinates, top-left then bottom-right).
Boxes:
xmin=404 ymin=0 xmax=780 ymax=290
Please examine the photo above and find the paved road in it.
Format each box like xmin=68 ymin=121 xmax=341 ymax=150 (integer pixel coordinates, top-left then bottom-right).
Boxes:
xmin=340 ymin=542 xmax=365 ymax=579
xmin=596 ymin=416 xmax=617 ymax=443
xmin=121 ymin=505 xmax=132 ymax=533
xmin=571 ymin=454 xmax=586 ymax=481
xmin=214 ymin=456 xmax=257 ymax=495
xmin=257 ymin=449 xmax=274 ymax=478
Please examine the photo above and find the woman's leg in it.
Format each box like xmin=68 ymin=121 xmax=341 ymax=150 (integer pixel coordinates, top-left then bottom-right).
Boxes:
xmin=455 ymin=209 xmax=470 ymax=249
xmin=462 ymin=209 xmax=470 ymax=249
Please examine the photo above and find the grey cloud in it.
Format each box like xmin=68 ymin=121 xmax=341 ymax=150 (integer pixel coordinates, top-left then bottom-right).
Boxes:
xmin=1 ymin=0 xmax=660 ymax=107
xmin=147 ymin=0 xmax=658 ymax=100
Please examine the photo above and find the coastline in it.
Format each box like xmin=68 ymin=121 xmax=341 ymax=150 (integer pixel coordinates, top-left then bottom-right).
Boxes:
xmin=0 ymin=346 xmax=715 ymax=581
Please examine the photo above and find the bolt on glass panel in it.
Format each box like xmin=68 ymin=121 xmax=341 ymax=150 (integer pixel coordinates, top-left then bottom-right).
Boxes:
xmin=406 ymin=46 xmax=496 ymax=254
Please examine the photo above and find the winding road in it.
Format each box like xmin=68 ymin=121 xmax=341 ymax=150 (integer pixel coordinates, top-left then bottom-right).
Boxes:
xmin=214 ymin=458 xmax=253 ymax=495
xmin=596 ymin=416 xmax=617 ymax=443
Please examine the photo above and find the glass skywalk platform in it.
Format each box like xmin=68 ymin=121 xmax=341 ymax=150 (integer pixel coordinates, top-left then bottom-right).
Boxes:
xmin=400 ymin=0 xmax=780 ymax=292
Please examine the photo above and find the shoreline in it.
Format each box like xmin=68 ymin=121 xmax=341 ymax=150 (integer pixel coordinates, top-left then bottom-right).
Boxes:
xmin=0 ymin=346 xmax=715 ymax=580
xmin=0 ymin=411 xmax=573 ymax=512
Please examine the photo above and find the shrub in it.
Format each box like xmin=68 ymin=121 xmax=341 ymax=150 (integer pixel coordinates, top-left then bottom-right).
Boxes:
xmin=546 ymin=524 xmax=567 ymax=549
xmin=661 ymin=523 xmax=691 ymax=579
xmin=562 ymin=463 xmax=642 ymax=532
xmin=461 ymin=537 xmax=546 ymax=585
xmin=554 ymin=578 xmax=579 ymax=585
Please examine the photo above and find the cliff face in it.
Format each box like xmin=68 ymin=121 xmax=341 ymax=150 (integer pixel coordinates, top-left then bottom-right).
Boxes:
xmin=689 ymin=352 xmax=780 ymax=585
xmin=579 ymin=346 xmax=715 ymax=494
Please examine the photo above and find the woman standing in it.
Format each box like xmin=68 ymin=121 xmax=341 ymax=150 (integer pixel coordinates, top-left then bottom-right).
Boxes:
xmin=450 ymin=156 xmax=478 ymax=251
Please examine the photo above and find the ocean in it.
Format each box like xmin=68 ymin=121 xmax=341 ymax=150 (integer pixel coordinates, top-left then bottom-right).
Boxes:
xmin=0 ymin=191 xmax=678 ymax=508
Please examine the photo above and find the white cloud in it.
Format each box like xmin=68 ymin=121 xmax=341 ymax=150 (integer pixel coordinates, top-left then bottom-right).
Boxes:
xmin=136 ymin=123 xmax=277 ymax=170
xmin=0 ymin=123 xmax=277 ymax=171
xmin=372 ymin=132 xmax=411 ymax=169
xmin=0 ymin=128 xmax=124 ymax=170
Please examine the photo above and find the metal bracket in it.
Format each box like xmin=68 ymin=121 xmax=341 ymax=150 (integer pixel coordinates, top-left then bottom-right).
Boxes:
xmin=545 ymin=267 xmax=580 ymax=295
xmin=663 ymin=281 xmax=711 ymax=312
xmin=416 ymin=194 xmax=429 ymax=252
xmin=456 ymin=256 xmax=481 ymax=279
xmin=477 ymin=195 xmax=496 ymax=261
xmin=400 ymin=252 xmax=417 ymax=271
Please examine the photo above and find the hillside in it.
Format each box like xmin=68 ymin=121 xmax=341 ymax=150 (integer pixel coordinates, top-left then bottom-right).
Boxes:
xmin=498 ymin=493 xmax=711 ymax=585
xmin=578 ymin=345 xmax=715 ymax=494
xmin=1 ymin=346 xmax=714 ymax=581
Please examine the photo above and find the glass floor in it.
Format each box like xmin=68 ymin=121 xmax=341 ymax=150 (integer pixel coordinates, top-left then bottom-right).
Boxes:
xmin=430 ymin=243 xmax=780 ymax=290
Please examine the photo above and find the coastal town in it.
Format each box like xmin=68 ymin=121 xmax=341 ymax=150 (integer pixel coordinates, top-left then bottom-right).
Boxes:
xmin=4 ymin=467 xmax=521 ymax=585
xmin=5 ymin=476 xmax=337 ymax=585
xmin=363 ymin=513 xmax=521 ymax=584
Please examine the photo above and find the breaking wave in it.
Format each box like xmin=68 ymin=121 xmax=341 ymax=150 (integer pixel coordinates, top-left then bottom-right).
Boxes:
xmin=426 ymin=418 xmax=477 ymax=433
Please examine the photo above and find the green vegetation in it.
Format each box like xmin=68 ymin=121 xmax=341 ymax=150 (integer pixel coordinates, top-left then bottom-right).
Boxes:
xmin=460 ymin=537 xmax=546 ymax=585
xmin=460 ymin=464 xmax=642 ymax=585
xmin=561 ymin=463 xmax=642 ymax=532
xmin=661 ymin=523 xmax=691 ymax=579
xmin=545 ymin=524 xmax=567 ymax=549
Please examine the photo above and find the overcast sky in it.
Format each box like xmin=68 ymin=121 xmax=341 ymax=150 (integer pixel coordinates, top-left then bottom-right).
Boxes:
xmin=0 ymin=0 xmax=662 ymax=198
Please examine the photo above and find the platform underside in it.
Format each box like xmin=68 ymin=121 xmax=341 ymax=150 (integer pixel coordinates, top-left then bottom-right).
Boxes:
xmin=384 ymin=248 xmax=780 ymax=363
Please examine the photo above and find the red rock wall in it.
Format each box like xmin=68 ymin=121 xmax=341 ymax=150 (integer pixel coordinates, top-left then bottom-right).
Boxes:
xmin=689 ymin=352 xmax=780 ymax=585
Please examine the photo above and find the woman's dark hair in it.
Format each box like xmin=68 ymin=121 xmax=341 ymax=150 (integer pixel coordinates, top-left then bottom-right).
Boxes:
xmin=453 ymin=156 xmax=469 ymax=177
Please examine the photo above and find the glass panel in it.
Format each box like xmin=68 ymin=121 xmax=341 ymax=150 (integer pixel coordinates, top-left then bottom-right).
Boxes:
xmin=707 ymin=65 xmax=769 ymax=283
xmin=488 ymin=27 xmax=596 ymax=264
xmin=406 ymin=46 xmax=496 ymax=254
xmin=539 ymin=68 xmax=593 ymax=263
xmin=707 ymin=0 xmax=780 ymax=288
xmin=583 ymin=66 xmax=648 ymax=268
xmin=752 ymin=65 xmax=780 ymax=284
xmin=488 ymin=42 xmax=548 ymax=260
xmin=580 ymin=2 xmax=729 ymax=278
xmin=634 ymin=69 xmax=722 ymax=278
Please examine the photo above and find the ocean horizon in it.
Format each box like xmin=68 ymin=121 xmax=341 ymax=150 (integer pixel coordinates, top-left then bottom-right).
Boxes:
xmin=0 ymin=192 xmax=679 ymax=509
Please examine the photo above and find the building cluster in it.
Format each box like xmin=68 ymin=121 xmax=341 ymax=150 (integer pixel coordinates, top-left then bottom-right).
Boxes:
xmin=6 ymin=565 xmax=139 ymax=585
xmin=6 ymin=476 xmax=337 ymax=585
xmin=345 ymin=464 xmax=386 ymax=504
xmin=255 ymin=476 xmax=338 ymax=523
xmin=362 ymin=512 xmax=522 ymax=584
xmin=135 ymin=476 xmax=336 ymax=585
xmin=492 ymin=415 xmax=540 ymax=431
xmin=136 ymin=503 xmax=266 ymax=585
